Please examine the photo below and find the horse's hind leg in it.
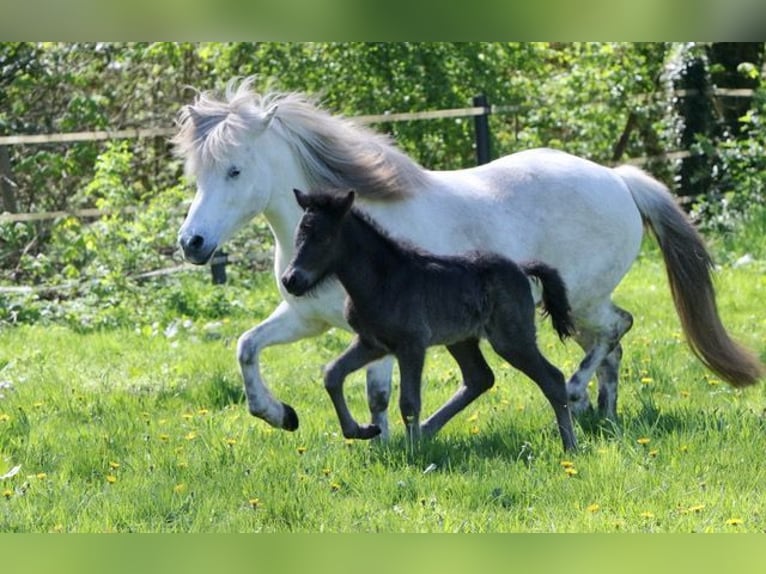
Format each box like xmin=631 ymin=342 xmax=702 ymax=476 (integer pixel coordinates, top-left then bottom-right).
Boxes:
xmin=421 ymin=339 xmax=494 ymax=438
xmin=596 ymin=343 xmax=623 ymax=419
xmin=567 ymin=303 xmax=633 ymax=419
xmin=324 ymin=337 xmax=388 ymax=440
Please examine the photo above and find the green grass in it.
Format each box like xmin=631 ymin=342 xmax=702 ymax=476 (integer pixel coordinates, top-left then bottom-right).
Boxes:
xmin=1 ymin=239 xmax=765 ymax=532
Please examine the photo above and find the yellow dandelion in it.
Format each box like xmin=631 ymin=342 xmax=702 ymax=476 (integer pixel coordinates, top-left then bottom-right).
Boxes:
xmin=648 ymin=449 xmax=659 ymax=457
xmin=639 ymin=511 xmax=655 ymax=519
xmin=3 ymin=489 xmax=12 ymax=499
xmin=197 ymin=408 xmax=209 ymax=416
xmin=344 ymin=439 xmax=354 ymax=447
xmin=182 ymin=413 xmax=194 ymax=420
xmin=322 ymin=467 xmax=331 ymax=476
xmin=36 ymin=472 xmax=47 ymax=480
xmin=108 ymin=461 xmax=120 ymax=470
xmin=586 ymin=503 xmax=600 ymax=513
xmin=560 ymin=460 xmax=575 ymax=468
xmin=467 ymin=413 xmax=479 ymax=423
xmin=680 ymin=390 xmax=690 ymax=398
xmin=726 ymin=517 xmax=743 ymax=526
xmin=33 ymin=402 xmax=44 ymax=408
xmin=680 ymin=445 xmax=688 ymax=453
xmin=248 ymin=498 xmax=261 ymax=509
xmin=640 ymin=377 xmax=653 ymax=385
xmin=225 ymin=438 xmax=237 ymax=446
xmin=564 ymin=467 xmax=578 ymax=477
xmin=470 ymin=426 xmax=480 ymax=435
xmin=158 ymin=433 xmax=170 ymax=441
xmin=297 ymin=446 xmax=307 ymax=455
xmin=173 ymin=483 xmax=187 ymax=494
xmin=686 ymin=504 xmax=705 ymax=513
xmin=184 ymin=431 xmax=197 ymax=441
xmin=106 ymin=475 xmax=117 ymax=484
xmin=637 ymin=437 xmax=651 ymax=445
xmin=0 ymin=413 xmax=10 ymax=422
xmin=330 ymin=482 xmax=342 ymax=491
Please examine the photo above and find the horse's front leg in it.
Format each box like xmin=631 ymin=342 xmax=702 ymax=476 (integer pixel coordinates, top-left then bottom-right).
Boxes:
xmin=323 ymin=337 xmax=388 ymax=440
xmin=237 ymin=301 xmax=328 ymax=431
xmin=365 ymin=356 xmax=394 ymax=439
xmin=396 ymin=347 xmax=427 ymax=444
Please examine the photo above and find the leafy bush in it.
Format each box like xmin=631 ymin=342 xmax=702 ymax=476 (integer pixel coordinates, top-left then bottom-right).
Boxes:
xmin=690 ymin=88 xmax=766 ymax=258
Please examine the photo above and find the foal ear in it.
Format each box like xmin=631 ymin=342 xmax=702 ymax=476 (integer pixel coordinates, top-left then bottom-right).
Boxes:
xmin=293 ymin=188 xmax=312 ymax=210
xmin=338 ymin=190 xmax=355 ymax=214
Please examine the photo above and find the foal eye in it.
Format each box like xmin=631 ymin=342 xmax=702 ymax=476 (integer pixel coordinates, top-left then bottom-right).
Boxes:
xmin=226 ymin=166 xmax=241 ymax=179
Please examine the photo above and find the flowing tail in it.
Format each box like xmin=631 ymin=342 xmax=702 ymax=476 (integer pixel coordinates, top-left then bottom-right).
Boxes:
xmin=614 ymin=164 xmax=764 ymax=387
xmin=521 ymin=261 xmax=575 ymax=341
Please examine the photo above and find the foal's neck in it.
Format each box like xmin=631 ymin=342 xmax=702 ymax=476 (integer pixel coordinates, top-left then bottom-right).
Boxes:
xmin=333 ymin=211 xmax=406 ymax=299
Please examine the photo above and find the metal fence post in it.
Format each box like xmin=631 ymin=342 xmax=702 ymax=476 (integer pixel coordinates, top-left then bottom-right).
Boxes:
xmin=210 ymin=249 xmax=228 ymax=285
xmin=473 ymin=94 xmax=492 ymax=165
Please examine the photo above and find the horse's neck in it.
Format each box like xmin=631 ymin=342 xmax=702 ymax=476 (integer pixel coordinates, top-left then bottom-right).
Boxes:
xmin=334 ymin=213 xmax=405 ymax=303
xmin=261 ymin=157 xmax=312 ymax=274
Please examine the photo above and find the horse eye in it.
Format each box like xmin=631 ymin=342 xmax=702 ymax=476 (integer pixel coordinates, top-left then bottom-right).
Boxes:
xmin=227 ymin=166 xmax=241 ymax=179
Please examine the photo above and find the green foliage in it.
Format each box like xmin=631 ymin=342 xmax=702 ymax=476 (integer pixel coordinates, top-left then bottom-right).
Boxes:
xmin=1 ymin=42 xmax=764 ymax=333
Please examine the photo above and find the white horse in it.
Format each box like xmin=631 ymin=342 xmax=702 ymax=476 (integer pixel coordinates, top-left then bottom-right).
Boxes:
xmin=173 ymin=78 xmax=763 ymax=437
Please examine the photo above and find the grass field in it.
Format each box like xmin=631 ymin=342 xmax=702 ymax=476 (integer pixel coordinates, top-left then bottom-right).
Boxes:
xmin=1 ymin=237 xmax=764 ymax=532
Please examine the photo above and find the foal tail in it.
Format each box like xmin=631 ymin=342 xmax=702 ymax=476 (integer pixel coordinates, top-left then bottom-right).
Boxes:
xmin=521 ymin=261 xmax=576 ymax=341
xmin=614 ymin=164 xmax=764 ymax=387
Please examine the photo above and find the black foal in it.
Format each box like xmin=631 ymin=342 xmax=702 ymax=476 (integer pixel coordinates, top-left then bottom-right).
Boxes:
xmin=282 ymin=188 xmax=577 ymax=451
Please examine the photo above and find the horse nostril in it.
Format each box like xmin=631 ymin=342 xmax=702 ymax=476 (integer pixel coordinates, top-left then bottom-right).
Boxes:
xmin=187 ymin=234 xmax=205 ymax=251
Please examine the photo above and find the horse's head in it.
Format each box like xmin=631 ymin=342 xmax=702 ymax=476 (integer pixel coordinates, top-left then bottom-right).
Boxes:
xmin=281 ymin=188 xmax=355 ymax=297
xmin=175 ymin=84 xmax=286 ymax=265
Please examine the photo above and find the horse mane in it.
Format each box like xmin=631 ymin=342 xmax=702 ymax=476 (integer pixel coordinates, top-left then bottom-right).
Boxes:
xmin=173 ymin=77 xmax=428 ymax=200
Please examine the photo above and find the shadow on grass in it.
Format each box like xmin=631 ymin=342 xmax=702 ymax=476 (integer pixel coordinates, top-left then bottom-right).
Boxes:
xmin=367 ymin=422 xmax=565 ymax=473
xmin=573 ymin=393 xmax=766 ymax=443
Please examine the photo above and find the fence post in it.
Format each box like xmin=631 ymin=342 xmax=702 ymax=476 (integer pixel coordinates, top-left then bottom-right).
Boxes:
xmin=210 ymin=249 xmax=228 ymax=285
xmin=473 ymin=94 xmax=492 ymax=165
xmin=0 ymin=146 xmax=18 ymax=214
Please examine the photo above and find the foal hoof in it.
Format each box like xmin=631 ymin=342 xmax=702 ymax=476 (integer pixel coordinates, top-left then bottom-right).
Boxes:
xmin=344 ymin=424 xmax=381 ymax=440
xmin=281 ymin=403 xmax=300 ymax=431
xmin=359 ymin=424 xmax=382 ymax=440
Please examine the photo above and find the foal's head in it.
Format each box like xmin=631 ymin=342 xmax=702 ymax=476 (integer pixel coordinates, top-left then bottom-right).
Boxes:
xmin=281 ymin=188 xmax=355 ymax=296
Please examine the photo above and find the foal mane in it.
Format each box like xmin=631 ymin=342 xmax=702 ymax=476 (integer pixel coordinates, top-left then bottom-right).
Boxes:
xmin=173 ymin=77 xmax=428 ymax=200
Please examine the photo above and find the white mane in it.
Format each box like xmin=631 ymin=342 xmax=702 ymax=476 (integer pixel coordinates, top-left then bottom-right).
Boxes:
xmin=173 ymin=77 xmax=428 ymax=199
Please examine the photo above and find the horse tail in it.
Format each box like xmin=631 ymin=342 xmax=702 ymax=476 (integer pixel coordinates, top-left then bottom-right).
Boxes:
xmin=521 ymin=261 xmax=575 ymax=341
xmin=614 ymin=164 xmax=764 ymax=387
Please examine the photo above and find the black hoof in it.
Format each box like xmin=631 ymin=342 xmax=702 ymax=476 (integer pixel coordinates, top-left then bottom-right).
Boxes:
xmin=359 ymin=424 xmax=382 ymax=440
xmin=281 ymin=403 xmax=299 ymax=431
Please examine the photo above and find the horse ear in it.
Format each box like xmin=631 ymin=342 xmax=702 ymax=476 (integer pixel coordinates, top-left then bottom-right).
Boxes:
xmin=186 ymin=106 xmax=202 ymax=127
xmin=293 ymin=188 xmax=311 ymax=210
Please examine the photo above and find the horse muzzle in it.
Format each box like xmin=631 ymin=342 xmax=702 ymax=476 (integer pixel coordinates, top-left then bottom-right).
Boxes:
xmin=179 ymin=232 xmax=217 ymax=265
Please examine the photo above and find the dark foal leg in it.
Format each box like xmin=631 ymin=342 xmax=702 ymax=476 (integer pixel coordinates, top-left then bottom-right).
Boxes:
xmin=489 ymin=330 xmax=577 ymax=452
xmin=420 ymin=339 xmax=495 ymax=438
xmin=395 ymin=346 xmax=427 ymax=443
xmin=324 ymin=336 xmax=388 ymax=440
